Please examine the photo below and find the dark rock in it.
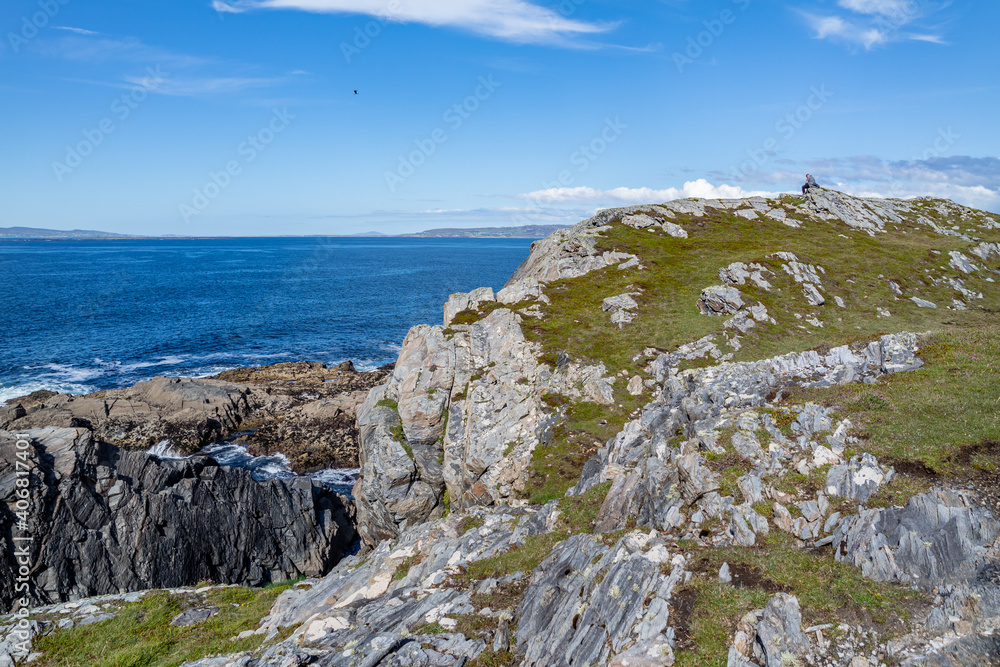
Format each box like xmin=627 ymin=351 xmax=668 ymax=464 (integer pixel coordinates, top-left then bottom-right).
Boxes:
xmin=0 ymin=428 xmax=355 ymax=611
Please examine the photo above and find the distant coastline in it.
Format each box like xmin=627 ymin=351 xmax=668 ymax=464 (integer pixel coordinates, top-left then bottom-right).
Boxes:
xmin=1 ymin=224 xmax=570 ymax=241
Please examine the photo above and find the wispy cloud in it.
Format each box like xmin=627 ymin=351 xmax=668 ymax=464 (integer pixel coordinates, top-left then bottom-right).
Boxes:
xmin=798 ymin=0 xmax=949 ymax=50
xmin=38 ymin=33 xmax=291 ymax=98
xmin=517 ymin=180 xmax=778 ymax=205
xmin=52 ymin=26 xmax=101 ymax=36
xmin=210 ymin=0 xmax=615 ymax=45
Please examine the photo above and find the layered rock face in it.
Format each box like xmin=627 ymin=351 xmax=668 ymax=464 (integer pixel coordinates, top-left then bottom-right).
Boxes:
xmin=0 ymin=428 xmax=355 ymax=611
xmin=354 ymin=308 xmax=616 ymax=548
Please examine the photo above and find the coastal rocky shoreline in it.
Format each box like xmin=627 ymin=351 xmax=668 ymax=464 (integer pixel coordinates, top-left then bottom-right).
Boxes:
xmin=0 ymin=360 xmax=392 ymax=473
xmin=4 ymin=189 xmax=1000 ymax=666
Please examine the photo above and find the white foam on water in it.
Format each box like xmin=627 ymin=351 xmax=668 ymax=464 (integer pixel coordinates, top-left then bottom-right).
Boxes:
xmin=150 ymin=439 xmax=359 ymax=496
xmin=0 ymin=379 xmax=97 ymax=404
xmin=41 ymin=363 xmax=106 ymax=383
xmin=147 ymin=440 xmax=187 ymax=460
xmin=310 ymin=468 xmax=360 ymax=495
xmin=119 ymin=355 xmax=190 ymax=372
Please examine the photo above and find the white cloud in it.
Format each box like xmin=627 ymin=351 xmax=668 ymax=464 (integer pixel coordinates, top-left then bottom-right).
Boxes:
xmin=803 ymin=13 xmax=890 ymax=50
xmin=122 ymin=74 xmax=283 ymax=96
xmin=517 ymin=180 xmax=778 ymax=205
xmin=722 ymin=156 xmax=1000 ymax=213
xmin=837 ymin=0 xmax=914 ymax=18
xmin=211 ymin=0 xmax=613 ymax=44
xmin=799 ymin=1 xmax=946 ymax=50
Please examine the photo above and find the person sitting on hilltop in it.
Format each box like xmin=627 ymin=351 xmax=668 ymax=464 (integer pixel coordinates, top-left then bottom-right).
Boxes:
xmin=802 ymin=173 xmax=818 ymax=195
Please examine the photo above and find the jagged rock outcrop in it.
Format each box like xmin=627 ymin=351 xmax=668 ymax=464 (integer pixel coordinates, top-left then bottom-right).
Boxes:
xmin=515 ymin=532 xmax=682 ymax=667
xmin=0 ymin=428 xmax=355 ymax=611
xmin=354 ymin=308 xmax=616 ymax=548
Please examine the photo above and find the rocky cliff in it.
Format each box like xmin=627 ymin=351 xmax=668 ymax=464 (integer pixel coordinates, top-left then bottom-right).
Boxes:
xmin=0 ymin=428 xmax=355 ymax=612
xmin=8 ymin=188 xmax=1000 ymax=667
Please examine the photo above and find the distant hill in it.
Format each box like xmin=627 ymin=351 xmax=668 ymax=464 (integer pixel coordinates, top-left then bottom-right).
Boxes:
xmin=0 ymin=227 xmax=143 ymax=240
xmin=401 ymin=224 xmax=569 ymax=238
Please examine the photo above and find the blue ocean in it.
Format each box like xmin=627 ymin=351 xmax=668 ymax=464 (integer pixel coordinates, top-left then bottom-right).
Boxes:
xmin=0 ymin=237 xmax=535 ymax=404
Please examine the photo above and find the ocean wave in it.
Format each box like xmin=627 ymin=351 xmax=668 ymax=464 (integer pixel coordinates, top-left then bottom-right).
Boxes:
xmin=41 ymin=363 xmax=106 ymax=383
xmin=147 ymin=440 xmax=188 ymax=460
xmin=119 ymin=355 xmax=190 ymax=372
xmin=0 ymin=379 xmax=97 ymax=404
xmin=149 ymin=439 xmax=359 ymax=496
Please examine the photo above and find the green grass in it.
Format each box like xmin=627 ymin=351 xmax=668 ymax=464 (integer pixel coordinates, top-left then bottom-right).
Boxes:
xmin=785 ymin=326 xmax=1000 ymax=478
xmin=31 ymin=582 xmax=301 ymax=667
xmin=458 ymin=515 xmax=486 ymax=535
xmin=510 ymin=201 xmax=1000 ymax=506
xmin=463 ymin=531 xmax=565 ymax=582
xmin=393 ymin=553 xmax=425 ymax=581
xmin=463 ymin=482 xmax=612 ymax=583
xmin=524 ymin=392 xmax=645 ymax=504
xmin=674 ymin=532 xmax=926 ymax=667
xmin=466 ymin=648 xmax=519 ymax=667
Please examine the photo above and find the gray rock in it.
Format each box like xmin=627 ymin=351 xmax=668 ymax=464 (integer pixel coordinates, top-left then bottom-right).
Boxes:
xmin=719 ymin=262 xmax=773 ymax=291
xmin=832 ymin=489 xmax=1000 ymax=589
xmin=719 ymin=562 xmax=732 ymax=583
xmin=803 ymin=283 xmax=825 ymax=306
xmin=622 ymin=213 xmax=660 ymax=229
xmin=515 ymin=534 xmax=668 ymax=667
xmin=948 ymin=251 xmax=978 ymax=274
xmin=171 ymin=607 xmax=219 ymax=626
xmin=602 ymin=293 xmax=639 ymax=312
xmin=910 ymin=297 xmax=937 ymax=309
xmin=825 ymin=453 xmax=892 ymax=503
xmin=443 ymin=287 xmax=495 ymax=327
xmin=698 ymin=286 xmax=745 ymax=315
xmin=754 ymin=594 xmax=811 ymax=667
xmin=355 ymin=308 xmax=616 ymax=548
xmin=1 ymin=376 xmax=259 ymax=453
xmin=661 ymin=221 xmax=689 ymax=239
xmin=970 ymin=242 xmax=1000 ymax=261
xmin=77 ymin=612 xmax=116 ymax=626
xmin=496 ymin=278 xmax=549 ymax=306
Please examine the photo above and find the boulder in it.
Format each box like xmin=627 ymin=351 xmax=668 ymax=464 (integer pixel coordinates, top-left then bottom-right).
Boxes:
xmin=698 ymin=286 xmax=744 ymax=315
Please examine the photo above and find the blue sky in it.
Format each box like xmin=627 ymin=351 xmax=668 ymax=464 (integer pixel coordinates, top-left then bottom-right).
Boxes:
xmin=1 ymin=0 xmax=998 ymax=236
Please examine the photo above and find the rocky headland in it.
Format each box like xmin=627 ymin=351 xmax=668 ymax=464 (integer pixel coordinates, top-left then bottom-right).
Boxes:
xmin=0 ymin=360 xmax=391 ymax=473
xmin=4 ymin=188 xmax=1000 ymax=667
